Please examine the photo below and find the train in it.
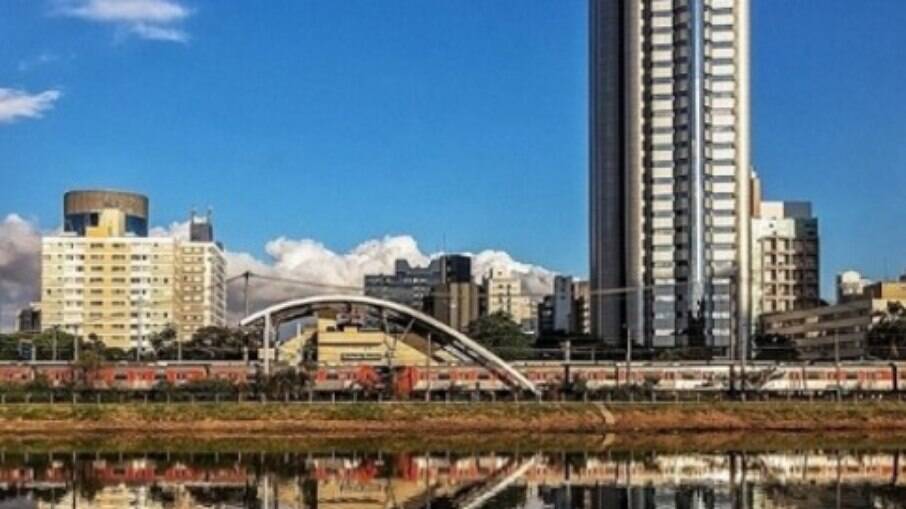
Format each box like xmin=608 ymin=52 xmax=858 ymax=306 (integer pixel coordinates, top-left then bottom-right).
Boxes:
xmin=0 ymin=360 xmax=903 ymax=399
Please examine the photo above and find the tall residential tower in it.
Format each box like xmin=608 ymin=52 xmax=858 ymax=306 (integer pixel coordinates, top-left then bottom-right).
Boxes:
xmin=41 ymin=190 xmax=227 ymax=349
xmin=589 ymin=0 xmax=751 ymax=356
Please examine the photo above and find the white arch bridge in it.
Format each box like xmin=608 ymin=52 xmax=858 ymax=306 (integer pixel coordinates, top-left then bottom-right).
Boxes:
xmin=239 ymin=295 xmax=539 ymax=396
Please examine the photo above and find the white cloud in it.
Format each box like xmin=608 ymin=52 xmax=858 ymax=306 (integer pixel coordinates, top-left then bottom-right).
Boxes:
xmin=0 ymin=88 xmax=62 ymax=123
xmin=0 ymin=215 xmax=42 ymax=331
xmin=0 ymin=216 xmax=558 ymax=329
xmin=149 ymin=220 xmax=189 ymax=240
xmin=17 ymin=53 xmax=60 ymax=72
xmin=56 ymin=0 xmax=192 ymax=43
xmin=129 ymin=22 xmax=187 ymax=42
xmin=223 ymin=234 xmax=557 ymax=322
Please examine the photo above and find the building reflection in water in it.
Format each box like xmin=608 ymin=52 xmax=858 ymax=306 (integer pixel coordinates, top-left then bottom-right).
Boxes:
xmin=0 ymin=448 xmax=903 ymax=508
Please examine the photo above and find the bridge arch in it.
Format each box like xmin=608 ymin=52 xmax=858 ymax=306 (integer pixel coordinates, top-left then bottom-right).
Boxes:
xmin=240 ymin=294 xmax=539 ymax=395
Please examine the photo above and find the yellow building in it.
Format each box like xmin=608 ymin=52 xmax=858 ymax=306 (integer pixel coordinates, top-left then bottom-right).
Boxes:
xmin=315 ymin=318 xmax=441 ymax=366
xmin=484 ymin=268 xmax=535 ymax=329
xmin=41 ymin=193 xmax=226 ymax=349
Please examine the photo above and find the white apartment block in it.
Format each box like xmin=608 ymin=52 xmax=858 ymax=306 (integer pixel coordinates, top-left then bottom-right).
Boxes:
xmin=751 ymin=200 xmax=820 ymax=321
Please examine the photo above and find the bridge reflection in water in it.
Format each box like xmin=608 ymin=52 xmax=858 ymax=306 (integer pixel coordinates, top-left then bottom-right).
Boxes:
xmin=0 ymin=448 xmax=903 ymax=508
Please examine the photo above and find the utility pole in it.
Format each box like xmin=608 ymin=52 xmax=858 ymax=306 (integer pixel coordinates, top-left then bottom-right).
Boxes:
xmin=52 ymin=326 xmax=58 ymax=362
xmin=835 ymin=330 xmax=841 ymax=401
xmin=243 ymin=271 xmax=251 ymax=319
xmin=625 ymin=326 xmax=632 ymax=388
xmin=136 ymin=295 xmax=144 ymax=362
xmin=425 ymin=333 xmax=432 ymax=401
xmin=263 ymin=312 xmax=272 ymax=377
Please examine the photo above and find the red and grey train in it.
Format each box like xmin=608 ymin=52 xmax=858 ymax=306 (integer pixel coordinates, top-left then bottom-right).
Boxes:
xmin=0 ymin=360 xmax=903 ymax=397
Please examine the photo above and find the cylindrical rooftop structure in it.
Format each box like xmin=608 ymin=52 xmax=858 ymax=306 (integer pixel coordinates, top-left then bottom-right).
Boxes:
xmin=63 ymin=189 xmax=149 ymax=237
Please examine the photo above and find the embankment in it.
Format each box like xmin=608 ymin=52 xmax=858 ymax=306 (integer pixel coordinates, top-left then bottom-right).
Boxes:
xmin=2 ymin=401 xmax=906 ymax=434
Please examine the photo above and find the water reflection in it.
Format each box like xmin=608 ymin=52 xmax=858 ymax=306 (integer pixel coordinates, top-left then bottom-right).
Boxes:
xmin=0 ymin=446 xmax=905 ymax=508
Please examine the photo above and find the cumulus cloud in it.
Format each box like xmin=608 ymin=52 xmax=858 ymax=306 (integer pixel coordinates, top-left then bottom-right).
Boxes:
xmin=0 ymin=88 xmax=62 ymax=123
xmin=55 ymin=0 xmax=192 ymax=43
xmin=0 ymin=214 xmax=557 ymax=329
xmin=223 ymin=235 xmax=557 ymax=323
xmin=149 ymin=220 xmax=189 ymax=240
xmin=0 ymin=215 xmax=42 ymax=331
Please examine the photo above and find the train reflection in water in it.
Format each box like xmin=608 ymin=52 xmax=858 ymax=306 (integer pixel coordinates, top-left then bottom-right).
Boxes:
xmin=0 ymin=448 xmax=905 ymax=508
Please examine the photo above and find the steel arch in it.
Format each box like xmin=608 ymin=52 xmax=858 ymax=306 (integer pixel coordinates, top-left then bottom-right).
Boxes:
xmin=240 ymin=294 xmax=539 ymax=395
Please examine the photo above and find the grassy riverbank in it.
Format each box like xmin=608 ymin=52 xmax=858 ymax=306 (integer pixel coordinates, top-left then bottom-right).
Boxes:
xmin=2 ymin=401 xmax=906 ymax=434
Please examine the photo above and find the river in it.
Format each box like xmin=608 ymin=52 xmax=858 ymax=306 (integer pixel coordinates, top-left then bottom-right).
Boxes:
xmin=0 ymin=434 xmax=904 ymax=508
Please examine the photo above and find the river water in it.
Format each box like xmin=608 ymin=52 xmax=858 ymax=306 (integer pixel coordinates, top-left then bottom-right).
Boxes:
xmin=1 ymin=436 xmax=905 ymax=508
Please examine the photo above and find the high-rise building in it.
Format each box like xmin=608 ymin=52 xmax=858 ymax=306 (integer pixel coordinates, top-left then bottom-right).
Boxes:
xmin=484 ymin=268 xmax=535 ymax=332
xmin=589 ymin=0 xmax=752 ymax=357
xmin=552 ymin=275 xmax=575 ymax=334
xmin=572 ymin=280 xmax=592 ymax=335
xmin=41 ymin=191 xmax=226 ymax=349
xmin=751 ymin=200 xmax=820 ymax=320
xmin=364 ymin=255 xmax=471 ymax=312
xmin=427 ymin=281 xmax=481 ymax=333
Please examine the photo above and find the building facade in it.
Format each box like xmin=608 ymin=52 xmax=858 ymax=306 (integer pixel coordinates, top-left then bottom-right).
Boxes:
xmin=573 ymin=280 xmax=592 ymax=335
xmin=589 ymin=0 xmax=752 ymax=356
xmin=41 ymin=191 xmax=226 ymax=349
xmin=364 ymin=255 xmax=471 ymax=312
xmin=427 ymin=281 xmax=482 ymax=333
xmin=751 ymin=200 xmax=820 ymax=320
xmin=552 ymin=276 xmax=574 ymax=334
xmin=761 ymin=282 xmax=906 ymax=360
xmin=16 ymin=303 xmax=41 ymax=332
xmin=484 ymin=268 xmax=535 ymax=332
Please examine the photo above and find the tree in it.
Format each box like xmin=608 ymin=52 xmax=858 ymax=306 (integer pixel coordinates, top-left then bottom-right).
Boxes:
xmin=867 ymin=302 xmax=906 ymax=359
xmin=148 ymin=326 xmax=178 ymax=359
xmin=466 ymin=312 xmax=533 ymax=360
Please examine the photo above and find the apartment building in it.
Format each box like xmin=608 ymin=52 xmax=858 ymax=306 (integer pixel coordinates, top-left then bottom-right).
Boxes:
xmin=41 ymin=191 xmax=226 ymax=349
xmin=484 ymin=268 xmax=535 ymax=332
xmin=590 ymin=0 xmax=752 ymax=355
xmin=751 ymin=200 xmax=820 ymax=319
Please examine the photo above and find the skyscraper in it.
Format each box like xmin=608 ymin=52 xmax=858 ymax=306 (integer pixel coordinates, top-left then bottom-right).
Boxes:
xmin=589 ymin=0 xmax=752 ymax=356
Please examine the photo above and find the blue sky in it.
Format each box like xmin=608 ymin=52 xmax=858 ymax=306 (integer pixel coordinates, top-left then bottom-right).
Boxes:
xmin=1 ymin=0 xmax=905 ymax=299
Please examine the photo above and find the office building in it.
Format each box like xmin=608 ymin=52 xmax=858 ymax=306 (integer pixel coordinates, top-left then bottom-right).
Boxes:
xmin=427 ymin=281 xmax=482 ymax=333
xmin=364 ymin=255 xmax=471 ymax=312
xmin=551 ymin=276 xmax=574 ymax=334
xmin=484 ymin=268 xmax=535 ymax=331
xmin=837 ymin=270 xmax=872 ymax=303
xmin=761 ymin=281 xmax=906 ymax=360
xmin=41 ymin=191 xmax=226 ymax=349
xmin=589 ymin=0 xmax=752 ymax=356
xmin=537 ymin=296 xmax=555 ymax=336
xmin=537 ymin=279 xmax=592 ymax=337
xmin=751 ymin=199 xmax=820 ymax=320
